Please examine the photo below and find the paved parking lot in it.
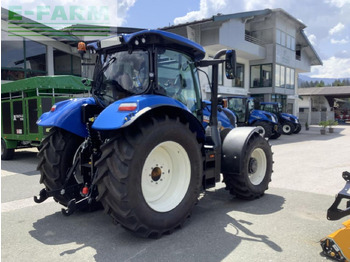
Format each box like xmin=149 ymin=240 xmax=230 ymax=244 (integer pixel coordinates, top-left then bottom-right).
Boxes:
xmin=2 ymin=125 xmax=350 ymax=262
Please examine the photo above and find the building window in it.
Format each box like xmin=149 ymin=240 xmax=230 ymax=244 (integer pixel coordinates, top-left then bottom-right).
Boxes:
xmin=286 ymin=67 xmax=291 ymax=89
xmin=280 ymin=65 xmax=285 ymax=88
xmin=1 ymin=31 xmax=47 ymax=80
xmin=290 ymin=68 xmax=295 ymax=89
xmin=232 ymin=63 xmax=244 ymax=88
xmin=54 ymin=49 xmax=81 ymax=76
xmin=275 ymin=64 xmax=280 ymax=87
xmin=218 ymin=63 xmax=223 ymax=85
xmin=275 ymin=64 xmax=295 ymax=89
xmin=25 ymin=39 xmax=47 ymax=77
xmin=276 ymin=29 xmax=295 ymax=51
xmin=250 ymin=64 xmax=272 ymax=88
xmin=276 ymin=30 xmax=281 ymax=45
xmin=281 ymin=31 xmax=286 ymax=46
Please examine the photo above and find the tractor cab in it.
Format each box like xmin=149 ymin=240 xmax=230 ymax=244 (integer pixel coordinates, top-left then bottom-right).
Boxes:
xmin=87 ymin=30 xmax=205 ymax=120
xmin=260 ymin=102 xmax=282 ymax=114
xmin=223 ymin=96 xmax=254 ymax=124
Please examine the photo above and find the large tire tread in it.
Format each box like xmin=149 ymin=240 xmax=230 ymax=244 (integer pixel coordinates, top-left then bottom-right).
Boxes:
xmin=223 ymin=135 xmax=273 ymax=200
xmin=95 ymin=115 xmax=202 ymax=238
xmin=37 ymin=127 xmax=83 ymax=206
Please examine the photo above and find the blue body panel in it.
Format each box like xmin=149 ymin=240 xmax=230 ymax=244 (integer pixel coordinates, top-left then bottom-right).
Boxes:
xmin=249 ymin=110 xmax=278 ymax=124
xmin=37 ymin=97 xmax=96 ymax=137
xmin=202 ymin=100 xmax=235 ymax=129
xmin=281 ymin=113 xmax=299 ymax=124
xmin=92 ymin=95 xmax=192 ymax=130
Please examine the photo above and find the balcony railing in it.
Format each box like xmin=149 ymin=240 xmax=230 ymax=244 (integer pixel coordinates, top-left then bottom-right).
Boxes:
xmin=245 ymin=34 xmax=265 ymax=47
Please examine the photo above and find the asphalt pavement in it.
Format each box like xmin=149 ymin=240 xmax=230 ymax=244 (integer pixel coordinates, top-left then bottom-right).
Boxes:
xmin=2 ymin=125 xmax=350 ymax=262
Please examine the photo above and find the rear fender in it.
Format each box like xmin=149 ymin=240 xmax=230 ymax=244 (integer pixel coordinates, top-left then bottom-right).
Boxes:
xmin=92 ymin=95 xmax=205 ymax=139
xmin=221 ymin=127 xmax=262 ymax=174
xmin=37 ymin=97 xmax=96 ymax=137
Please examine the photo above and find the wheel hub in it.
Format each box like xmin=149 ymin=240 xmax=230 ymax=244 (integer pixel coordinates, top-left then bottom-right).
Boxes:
xmin=249 ymin=158 xmax=258 ymax=174
xmin=151 ymin=166 xmax=162 ymax=182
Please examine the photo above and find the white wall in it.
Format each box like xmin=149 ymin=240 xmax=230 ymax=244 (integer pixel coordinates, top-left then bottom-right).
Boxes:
xmin=219 ymin=19 xmax=266 ymax=60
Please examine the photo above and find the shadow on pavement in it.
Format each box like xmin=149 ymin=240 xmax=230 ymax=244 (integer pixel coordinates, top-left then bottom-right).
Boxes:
xmin=29 ymin=188 xmax=285 ymax=261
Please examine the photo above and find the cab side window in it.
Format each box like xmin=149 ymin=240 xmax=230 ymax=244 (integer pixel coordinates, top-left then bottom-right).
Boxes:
xmin=157 ymin=49 xmax=200 ymax=113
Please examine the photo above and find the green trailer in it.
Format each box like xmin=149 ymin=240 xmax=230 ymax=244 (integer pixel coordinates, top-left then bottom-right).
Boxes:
xmin=1 ymin=75 xmax=90 ymax=160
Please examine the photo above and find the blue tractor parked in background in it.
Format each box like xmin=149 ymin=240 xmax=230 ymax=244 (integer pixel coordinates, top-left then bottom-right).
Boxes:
xmin=219 ymin=96 xmax=281 ymax=139
xmin=260 ymin=102 xmax=301 ymax=135
xmin=34 ymin=30 xmax=273 ymax=238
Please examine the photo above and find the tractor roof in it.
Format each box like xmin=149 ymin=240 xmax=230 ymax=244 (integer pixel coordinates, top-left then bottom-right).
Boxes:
xmin=89 ymin=29 xmax=206 ymax=62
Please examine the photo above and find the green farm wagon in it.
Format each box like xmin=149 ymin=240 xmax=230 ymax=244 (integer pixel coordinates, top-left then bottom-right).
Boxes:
xmin=1 ymin=75 xmax=90 ymax=160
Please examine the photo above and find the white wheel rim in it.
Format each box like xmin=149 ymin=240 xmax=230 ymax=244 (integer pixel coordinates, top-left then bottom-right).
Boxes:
xmin=248 ymin=148 xmax=267 ymax=185
xmin=283 ymin=125 xmax=290 ymax=133
xmin=141 ymin=141 xmax=191 ymax=212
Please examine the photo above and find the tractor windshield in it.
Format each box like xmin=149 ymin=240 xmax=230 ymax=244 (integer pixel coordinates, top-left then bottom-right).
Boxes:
xmin=228 ymin=98 xmax=246 ymax=123
xmin=93 ymin=50 xmax=150 ymax=106
xmin=277 ymin=103 xmax=283 ymax=113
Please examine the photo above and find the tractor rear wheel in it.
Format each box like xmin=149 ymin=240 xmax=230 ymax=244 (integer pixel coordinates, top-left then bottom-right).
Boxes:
xmin=95 ymin=116 xmax=202 ymax=238
xmin=37 ymin=127 xmax=84 ymax=206
xmin=223 ymin=134 xmax=272 ymax=200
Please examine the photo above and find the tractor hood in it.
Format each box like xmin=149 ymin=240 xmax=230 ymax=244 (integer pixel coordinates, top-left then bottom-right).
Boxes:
xmin=251 ymin=110 xmax=278 ymax=124
xmin=281 ymin=113 xmax=299 ymax=123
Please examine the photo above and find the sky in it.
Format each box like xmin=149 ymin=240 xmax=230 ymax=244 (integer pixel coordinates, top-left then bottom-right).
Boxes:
xmin=2 ymin=0 xmax=350 ymax=78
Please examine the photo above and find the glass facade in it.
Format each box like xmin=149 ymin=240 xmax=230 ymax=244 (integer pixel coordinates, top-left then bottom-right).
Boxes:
xmin=276 ymin=29 xmax=295 ymax=51
xmin=275 ymin=64 xmax=295 ymax=89
xmin=250 ymin=64 xmax=272 ymax=88
xmin=232 ymin=63 xmax=244 ymax=88
xmin=1 ymin=31 xmax=47 ymax=80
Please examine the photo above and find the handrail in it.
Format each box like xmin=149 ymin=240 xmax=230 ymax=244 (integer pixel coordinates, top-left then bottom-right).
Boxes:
xmin=245 ymin=34 xmax=265 ymax=47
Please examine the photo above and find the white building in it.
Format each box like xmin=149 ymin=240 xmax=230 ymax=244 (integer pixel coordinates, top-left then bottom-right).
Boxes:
xmin=2 ymin=8 xmax=322 ymax=116
xmin=163 ymin=9 xmax=322 ymax=115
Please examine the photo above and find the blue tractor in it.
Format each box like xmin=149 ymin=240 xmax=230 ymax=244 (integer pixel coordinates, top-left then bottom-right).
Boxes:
xmin=34 ymin=30 xmax=273 ymax=237
xmin=220 ymin=96 xmax=281 ymax=139
xmin=260 ymin=102 xmax=301 ymax=135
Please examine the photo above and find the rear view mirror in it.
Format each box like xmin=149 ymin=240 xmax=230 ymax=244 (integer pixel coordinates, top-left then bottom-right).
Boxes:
xmin=225 ymin=50 xmax=236 ymax=79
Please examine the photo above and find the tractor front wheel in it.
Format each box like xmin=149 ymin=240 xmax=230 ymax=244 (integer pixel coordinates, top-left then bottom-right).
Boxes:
xmin=282 ymin=122 xmax=295 ymax=135
xmin=223 ymin=134 xmax=272 ymax=199
xmin=95 ymin=116 xmax=202 ymax=238
xmin=293 ymin=123 xmax=301 ymax=134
